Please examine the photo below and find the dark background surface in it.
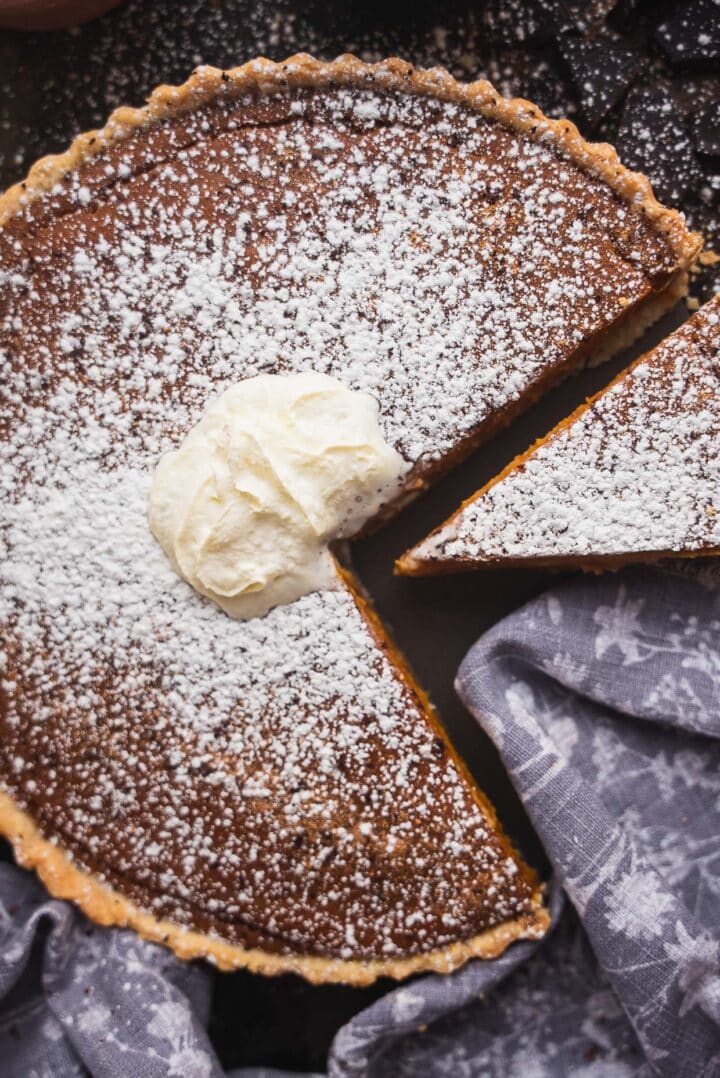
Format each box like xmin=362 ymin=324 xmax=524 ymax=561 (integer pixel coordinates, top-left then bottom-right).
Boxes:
xmin=0 ymin=0 xmax=718 ymax=1071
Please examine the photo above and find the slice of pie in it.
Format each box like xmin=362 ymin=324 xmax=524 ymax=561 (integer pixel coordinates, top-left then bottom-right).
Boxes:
xmin=0 ymin=55 xmax=700 ymax=983
xmin=399 ymin=296 xmax=720 ymax=574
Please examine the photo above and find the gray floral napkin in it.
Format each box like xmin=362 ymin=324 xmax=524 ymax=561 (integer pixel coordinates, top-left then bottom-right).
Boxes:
xmin=1 ymin=566 xmax=719 ymax=1077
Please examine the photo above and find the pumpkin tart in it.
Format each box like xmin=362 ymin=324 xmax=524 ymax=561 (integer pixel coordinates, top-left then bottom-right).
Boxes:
xmin=399 ymin=295 xmax=720 ymax=575
xmin=0 ymin=55 xmax=700 ymax=983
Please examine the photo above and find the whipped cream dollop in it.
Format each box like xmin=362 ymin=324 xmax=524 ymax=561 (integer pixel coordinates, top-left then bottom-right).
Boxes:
xmin=149 ymin=373 xmax=407 ymax=619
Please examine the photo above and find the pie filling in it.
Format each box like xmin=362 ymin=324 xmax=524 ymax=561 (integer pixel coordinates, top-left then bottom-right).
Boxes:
xmin=0 ymin=62 xmax=696 ymax=970
xmin=401 ymin=297 xmax=720 ymax=573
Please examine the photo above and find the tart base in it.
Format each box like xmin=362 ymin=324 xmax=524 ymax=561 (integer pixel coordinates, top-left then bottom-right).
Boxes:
xmin=0 ymin=789 xmax=549 ymax=985
xmin=0 ymin=52 xmax=699 ymax=983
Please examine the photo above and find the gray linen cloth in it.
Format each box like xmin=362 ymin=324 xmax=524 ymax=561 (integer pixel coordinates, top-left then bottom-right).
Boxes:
xmin=1 ymin=566 xmax=719 ymax=1077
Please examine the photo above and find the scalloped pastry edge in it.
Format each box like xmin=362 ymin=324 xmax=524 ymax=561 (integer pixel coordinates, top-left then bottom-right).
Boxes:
xmin=0 ymin=52 xmax=698 ymax=983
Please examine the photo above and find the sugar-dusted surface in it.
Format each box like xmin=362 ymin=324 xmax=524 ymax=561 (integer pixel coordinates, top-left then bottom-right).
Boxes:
xmin=0 ymin=85 xmax=678 ymax=471
xmin=0 ymin=63 xmax=690 ymax=961
xmin=0 ymin=452 xmax=538 ymax=957
xmin=411 ymin=297 xmax=720 ymax=567
xmin=0 ymin=79 xmax=628 ymax=961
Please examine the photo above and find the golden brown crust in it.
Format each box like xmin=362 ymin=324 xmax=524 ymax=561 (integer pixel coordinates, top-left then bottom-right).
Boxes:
xmin=0 ymin=789 xmax=548 ymax=985
xmin=0 ymin=53 xmax=702 ymax=274
xmin=399 ymin=542 xmax=720 ymax=577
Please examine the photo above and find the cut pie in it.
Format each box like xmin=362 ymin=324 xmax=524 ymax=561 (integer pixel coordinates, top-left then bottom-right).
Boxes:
xmin=0 ymin=55 xmax=700 ymax=983
xmin=399 ymin=295 xmax=720 ymax=574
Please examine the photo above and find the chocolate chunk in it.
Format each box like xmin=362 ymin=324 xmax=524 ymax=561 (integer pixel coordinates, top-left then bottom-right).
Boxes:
xmin=690 ymin=100 xmax=720 ymax=157
xmin=559 ymin=31 xmax=646 ymax=129
xmin=481 ymin=0 xmax=617 ymax=45
xmin=520 ymin=70 xmax=576 ymax=118
xmin=616 ymin=83 xmax=703 ymax=202
xmin=559 ymin=0 xmax=620 ymax=32
xmin=607 ymin=0 xmax=654 ymax=31
xmin=482 ymin=0 xmax=558 ymax=45
xmin=656 ymin=0 xmax=720 ymax=67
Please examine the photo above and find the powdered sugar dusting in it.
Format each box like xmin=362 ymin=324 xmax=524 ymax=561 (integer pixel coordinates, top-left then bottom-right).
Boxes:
xmin=0 ymin=452 xmax=536 ymax=956
xmin=416 ymin=298 xmax=720 ymax=565
xmin=0 ymin=79 xmax=675 ymax=959
xmin=1 ymin=87 xmax=674 ymax=471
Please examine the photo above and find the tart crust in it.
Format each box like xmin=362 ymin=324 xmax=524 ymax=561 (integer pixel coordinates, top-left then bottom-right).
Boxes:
xmin=0 ymin=53 xmax=701 ymax=275
xmin=0 ymin=54 xmax=699 ymax=983
xmin=0 ymin=791 xmax=548 ymax=984
xmin=1 ymin=559 xmax=551 ymax=982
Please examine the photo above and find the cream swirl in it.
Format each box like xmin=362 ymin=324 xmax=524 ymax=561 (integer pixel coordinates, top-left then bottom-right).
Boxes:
xmin=149 ymin=373 xmax=407 ymax=619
